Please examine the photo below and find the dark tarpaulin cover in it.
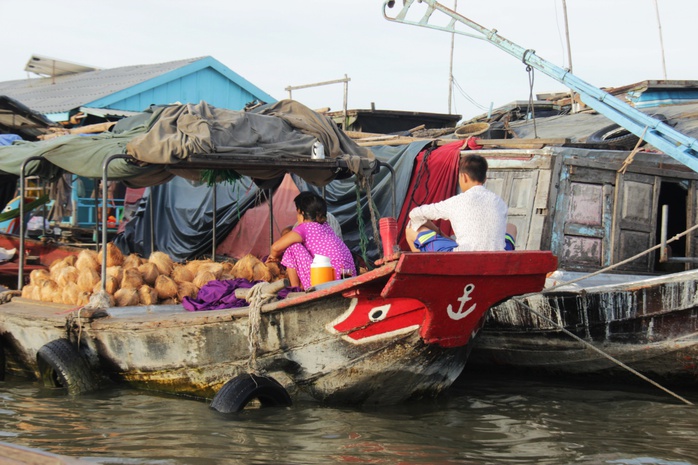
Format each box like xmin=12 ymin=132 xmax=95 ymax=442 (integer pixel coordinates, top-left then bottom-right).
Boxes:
xmin=114 ymin=141 xmax=429 ymax=264
xmin=113 ymin=176 xmax=262 ymax=261
xmin=127 ymin=100 xmax=375 ymax=186
xmin=0 ymin=100 xmax=374 ymax=188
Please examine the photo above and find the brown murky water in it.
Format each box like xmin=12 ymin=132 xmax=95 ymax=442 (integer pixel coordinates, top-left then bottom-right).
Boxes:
xmin=0 ymin=369 xmax=696 ymax=464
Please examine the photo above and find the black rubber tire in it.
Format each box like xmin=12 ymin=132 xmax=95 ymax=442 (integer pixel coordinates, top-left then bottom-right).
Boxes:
xmin=0 ymin=344 xmax=5 ymax=382
xmin=36 ymin=339 xmax=98 ymax=395
xmin=210 ymin=373 xmax=292 ymax=413
xmin=587 ymin=124 xmax=641 ymax=150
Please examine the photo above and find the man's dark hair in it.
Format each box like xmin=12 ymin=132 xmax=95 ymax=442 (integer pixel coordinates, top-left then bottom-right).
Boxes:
xmin=294 ymin=192 xmax=327 ymax=223
xmin=459 ymin=154 xmax=488 ymax=183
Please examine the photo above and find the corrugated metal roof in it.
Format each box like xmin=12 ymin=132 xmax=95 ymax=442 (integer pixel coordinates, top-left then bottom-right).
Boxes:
xmin=0 ymin=57 xmax=209 ymax=114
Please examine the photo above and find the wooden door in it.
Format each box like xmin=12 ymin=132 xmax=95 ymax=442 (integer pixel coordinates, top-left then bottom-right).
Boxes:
xmin=611 ymin=172 xmax=660 ymax=272
xmin=551 ymin=163 xmax=615 ymax=270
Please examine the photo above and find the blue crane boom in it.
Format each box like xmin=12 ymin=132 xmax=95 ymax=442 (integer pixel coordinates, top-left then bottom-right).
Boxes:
xmin=383 ymin=0 xmax=698 ymax=172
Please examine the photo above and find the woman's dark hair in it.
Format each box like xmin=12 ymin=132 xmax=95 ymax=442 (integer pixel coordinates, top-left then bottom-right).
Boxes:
xmin=294 ymin=192 xmax=327 ymax=223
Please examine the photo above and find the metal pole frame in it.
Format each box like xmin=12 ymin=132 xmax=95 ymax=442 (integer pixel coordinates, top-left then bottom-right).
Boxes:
xmin=100 ymin=154 xmax=130 ymax=292
xmin=17 ymin=156 xmax=44 ymax=290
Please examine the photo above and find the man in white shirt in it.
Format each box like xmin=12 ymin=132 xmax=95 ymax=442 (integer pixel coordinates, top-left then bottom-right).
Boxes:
xmin=405 ymin=154 xmax=508 ymax=252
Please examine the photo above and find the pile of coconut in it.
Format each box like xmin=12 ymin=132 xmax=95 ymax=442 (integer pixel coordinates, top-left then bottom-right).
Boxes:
xmin=21 ymin=244 xmax=283 ymax=307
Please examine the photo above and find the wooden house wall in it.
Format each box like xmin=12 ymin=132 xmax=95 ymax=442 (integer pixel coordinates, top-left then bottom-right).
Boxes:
xmin=484 ymin=148 xmax=698 ymax=274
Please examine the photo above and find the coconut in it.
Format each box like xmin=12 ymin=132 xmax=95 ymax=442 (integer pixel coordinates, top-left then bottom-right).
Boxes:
xmin=138 ymin=285 xmax=159 ymax=305
xmin=76 ymin=291 xmax=91 ymax=307
xmin=122 ymin=253 xmax=144 ymax=270
xmin=31 ymin=284 xmax=42 ymax=301
xmin=264 ymin=262 xmax=283 ymax=281
xmin=106 ymin=265 xmax=123 ymax=283
xmin=62 ymin=282 xmax=80 ymax=305
xmin=138 ymin=262 xmax=160 ymax=286
xmin=97 ymin=243 xmax=124 ymax=267
xmin=231 ymin=254 xmax=264 ymax=281
xmin=114 ymin=287 xmax=139 ymax=307
xmin=221 ymin=261 xmax=235 ymax=275
xmin=121 ymin=268 xmax=144 ymax=289
xmin=21 ymin=284 xmax=35 ymax=299
xmin=93 ymin=276 xmax=119 ymax=295
xmin=63 ymin=255 xmax=77 ymax=267
xmin=49 ymin=259 xmax=69 ymax=280
xmin=193 ymin=270 xmax=216 ymax=289
xmin=160 ymin=297 xmax=178 ymax=305
xmin=252 ymin=261 xmax=271 ymax=282
xmin=75 ymin=249 xmax=100 ymax=272
xmin=171 ymin=264 xmax=194 ymax=284
xmin=40 ymin=279 xmax=60 ymax=302
xmin=77 ymin=268 xmax=100 ymax=293
xmin=220 ymin=273 xmax=235 ymax=281
xmin=154 ymin=275 xmax=178 ymax=299
xmin=56 ymin=266 xmax=79 ymax=288
xmin=149 ymin=251 xmax=174 ymax=277
xmin=29 ymin=269 xmax=51 ymax=287
xmin=184 ymin=259 xmax=209 ymax=276
xmin=177 ymin=282 xmax=199 ymax=301
xmin=198 ymin=262 xmax=223 ymax=279
xmin=49 ymin=257 xmax=65 ymax=272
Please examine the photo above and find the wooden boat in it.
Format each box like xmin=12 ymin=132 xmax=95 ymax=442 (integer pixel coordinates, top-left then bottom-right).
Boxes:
xmin=0 ymin=251 xmax=556 ymax=406
xmin=470 ymin=269 xmax=698 ymax=385
xmin=466 ymin=124 xmax=698 ymax=386
xmin=0 ymin=100 xmax=558 ymax=408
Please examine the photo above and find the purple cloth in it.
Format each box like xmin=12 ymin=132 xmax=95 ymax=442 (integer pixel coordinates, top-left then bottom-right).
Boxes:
xmin=182 ymin=278 xmax=302 ymax=312
xmin=183 ymin=278 xmax=258 ymax=311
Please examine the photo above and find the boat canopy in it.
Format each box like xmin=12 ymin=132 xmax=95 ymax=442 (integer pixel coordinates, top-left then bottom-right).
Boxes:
xmin=0 ymin=100 xmax=376 ymax=187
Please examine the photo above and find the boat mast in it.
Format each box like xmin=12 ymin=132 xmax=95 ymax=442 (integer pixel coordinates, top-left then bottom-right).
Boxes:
xmin=560 ymin=0 xmax=577 ymax=113
xmin=447 ymin=0 xmax=457 ymax=114
xmin=653 ymin=0 xmax=668 ymax=80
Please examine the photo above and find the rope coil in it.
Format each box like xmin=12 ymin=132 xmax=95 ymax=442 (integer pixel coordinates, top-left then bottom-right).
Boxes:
xmin=245 ymin=282 xmax=280 ymax=375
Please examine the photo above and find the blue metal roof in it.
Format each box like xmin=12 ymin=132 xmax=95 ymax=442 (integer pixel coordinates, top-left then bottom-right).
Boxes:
xmin=0 ymin=56 xmax=276 ymax=116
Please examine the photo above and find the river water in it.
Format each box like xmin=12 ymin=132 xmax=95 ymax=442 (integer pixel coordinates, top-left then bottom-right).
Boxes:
xmin=0 ymin=368 xmax=696 ymax=465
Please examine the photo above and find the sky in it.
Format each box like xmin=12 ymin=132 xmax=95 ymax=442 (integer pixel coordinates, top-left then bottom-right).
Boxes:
xmin=1 ymin=0 xmax=695 ymax=121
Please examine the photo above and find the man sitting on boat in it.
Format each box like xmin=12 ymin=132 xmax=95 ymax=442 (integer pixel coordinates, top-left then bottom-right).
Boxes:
xmin=266 ymin=192 xmax=356 ymax=289
xmin=405 ymin=154 xmax=509 ymax=252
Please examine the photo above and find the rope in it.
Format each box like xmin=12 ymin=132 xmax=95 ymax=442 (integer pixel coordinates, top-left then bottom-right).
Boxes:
xmin=509 ymin=221 xmax=698 ymax=405
xmin=245 ymin=282 xmax=279 ymax=375
xmin=523 ymin=50 xmax=539 ymax=139
xmin=355 ymin=186 xmax=371 ymax=267
xmin=510 ymin=298 xmax=693 ymax=406
xmin=544 ymin=222 xmax=698 ymax=293
xmin=618 ymin=126 xmax=648 ymax=174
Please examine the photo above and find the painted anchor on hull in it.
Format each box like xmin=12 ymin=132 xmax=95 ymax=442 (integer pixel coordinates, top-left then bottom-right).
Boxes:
xmin=447 ymin=284 xmax=476 ymax=321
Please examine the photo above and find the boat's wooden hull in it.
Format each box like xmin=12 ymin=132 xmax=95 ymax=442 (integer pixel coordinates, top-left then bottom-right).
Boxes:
xmin=0 ymin=251 xmax=557 ymax=404
xmin=470 ymin=269 xmax=698 ymax=385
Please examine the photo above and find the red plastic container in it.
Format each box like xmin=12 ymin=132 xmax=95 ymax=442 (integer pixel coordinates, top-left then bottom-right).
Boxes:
xmin=379 ymin=217 xmax=398 ymax=257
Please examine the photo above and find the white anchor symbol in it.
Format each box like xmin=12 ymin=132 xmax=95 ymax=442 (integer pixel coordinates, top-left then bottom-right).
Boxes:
xmin=447 ymin=284 xmax=476 ymax=321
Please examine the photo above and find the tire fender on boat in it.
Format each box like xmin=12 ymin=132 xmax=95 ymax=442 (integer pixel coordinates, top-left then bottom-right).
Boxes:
xmin=0 ymin=344 xmax=5 ymax=382
xmin=36 ymin=339 xmax=99 ymax=395
xmin=210 ymin=373 xmax=292 ymax=413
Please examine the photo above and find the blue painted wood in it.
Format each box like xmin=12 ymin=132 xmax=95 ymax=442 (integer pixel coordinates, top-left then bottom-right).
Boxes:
xmin=85 ymin=57 xmax=276 ymax=112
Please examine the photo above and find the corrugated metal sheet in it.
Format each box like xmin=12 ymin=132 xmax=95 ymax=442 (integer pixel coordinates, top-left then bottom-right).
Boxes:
xmin=0 ymin=56 xmax=276 ymax=115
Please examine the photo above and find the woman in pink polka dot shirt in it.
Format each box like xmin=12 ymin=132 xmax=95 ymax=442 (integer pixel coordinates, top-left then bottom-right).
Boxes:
xmin=266 ymin=192 xmax=356 ymax=290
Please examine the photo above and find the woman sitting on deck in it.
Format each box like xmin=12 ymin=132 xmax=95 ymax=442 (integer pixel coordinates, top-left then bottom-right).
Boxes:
xmin=266 ymin=192 xmax=355 ymax=290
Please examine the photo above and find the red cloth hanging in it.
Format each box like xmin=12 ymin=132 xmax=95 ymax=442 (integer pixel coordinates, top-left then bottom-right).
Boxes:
xmin=396 ymin=140 xmax=464 ymax=251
